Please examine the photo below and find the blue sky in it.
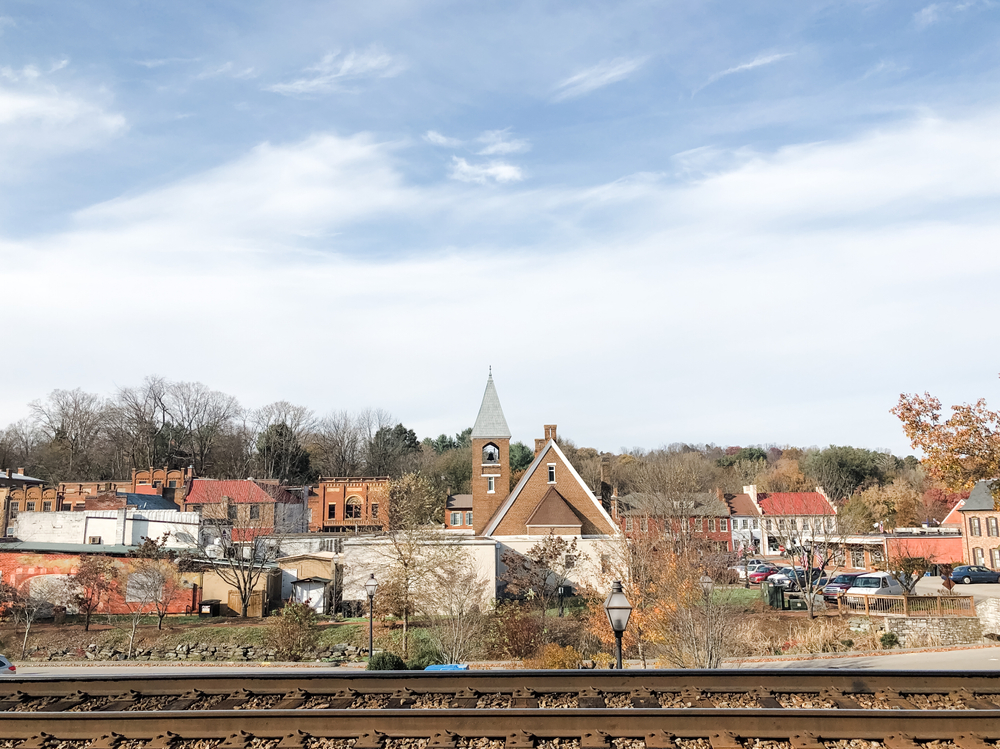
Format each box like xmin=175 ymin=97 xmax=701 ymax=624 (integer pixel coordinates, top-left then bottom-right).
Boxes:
xmin=2 ymin=0 xmax=999 ymax=455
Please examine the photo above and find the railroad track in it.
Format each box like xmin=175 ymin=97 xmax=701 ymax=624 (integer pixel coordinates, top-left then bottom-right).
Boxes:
xmin=1 ymin=671 xmax=998 ymax=749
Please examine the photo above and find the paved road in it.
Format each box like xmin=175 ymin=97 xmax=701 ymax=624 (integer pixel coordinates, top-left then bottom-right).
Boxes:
xmin=727 ymin=646 xmax=1000 ymax=670
xmin=913 ymin=576 xmax=1000 ymax=603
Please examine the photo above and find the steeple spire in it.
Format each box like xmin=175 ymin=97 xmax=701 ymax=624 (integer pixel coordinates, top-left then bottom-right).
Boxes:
xmin=472 ymin=371 xmax=511 ymax=439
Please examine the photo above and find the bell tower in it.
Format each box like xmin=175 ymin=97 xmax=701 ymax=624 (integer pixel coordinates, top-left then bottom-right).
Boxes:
xmin=471 ymin=371 xmax=511 ymax=535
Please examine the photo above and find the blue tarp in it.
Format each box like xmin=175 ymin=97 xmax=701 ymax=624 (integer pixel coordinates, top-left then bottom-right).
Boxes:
xmin=424 ymin=664 xmax=469 ymax=671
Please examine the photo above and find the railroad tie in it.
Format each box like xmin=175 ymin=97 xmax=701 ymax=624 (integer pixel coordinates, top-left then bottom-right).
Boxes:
xmin=644 ymin=731 xmax=677 ymax=749
xmin=14 ymin=733 xmax=55 ymax=749
xmin=89 ymin=734 xmax=125 ymax=749
xmin=428 ymin=730 xmax=459 ymax=749
xmin=97 ymin=690 xmax=141 ymax=712
xmin=578 ymin=688 xmax=607 ymax=709
xmin=275 ymin=688 xmax=310 ymax=709
xmin=512 ymin=689 xmax=538 ymax=708
xmin=329 ymin=688 xmax=358 ymax=708
xmin=875 ymin=690 xmax=915 ymax=710
xmin=752 ymin=688 xmax=783 ymax=709
xmin=147 ymin=731 xmax=181 ymax=749
xmin=216 ymin=689 xmax=256 ymax=710
xmin=630 ymin=688 xmax=659 ymax=708
xmin=505 ymin=730 xmax=536 ymax=749
xmin=170 ymin=689 xmax=205 ymax=711
xmin=883 ymin=734 xmax=920 ymax=749
xmin=278 ymin=730 xmax=312 ymax=748
xmin=954 ymin=690 xmax=1000 ymax=710
xmin=0 ymin=691 xmax=29 ymax=711
xmin=451 ymin=687 xmax=480 ymax=708
xmin=220 ymin=730 xmax=254 ymax=749
xmin=355 ymin=731 xmax=387 ymax=749
xmin=580 ymin=730 xmax=610 ymax=748
xmin=386 ymin=688 xmax=416 ymax=709
xmin=789 ymin=732 xmax=824 ymax=749
xmin=45 ymin=690 xmax=89 ymax=712
xmin=682 ymin=688 xmax=715 ymax=708
xmin=819 ymin=689 xmax=860 ymax=710
xmin=709 ymin=731 xmax=741 ymax=749
xmin=955 ymin=733 xmax=994 ymax=749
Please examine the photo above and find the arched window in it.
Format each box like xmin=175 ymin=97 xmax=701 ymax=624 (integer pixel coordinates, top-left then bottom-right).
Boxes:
xmin=346 ymin=496 xmax=362 ymax=520
xmin=482 ymin=443 xmax=500 ymax=464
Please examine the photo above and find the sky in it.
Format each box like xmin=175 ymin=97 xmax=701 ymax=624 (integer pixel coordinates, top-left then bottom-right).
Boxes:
xmin=2 ymin=0 xmax=1000 ymax=456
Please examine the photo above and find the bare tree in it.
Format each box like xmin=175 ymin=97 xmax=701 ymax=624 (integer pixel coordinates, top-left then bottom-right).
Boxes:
xmin=107 ymin=376 xmax=171 ymax=473
xmin=424 ymin=550 xmax=490 ymax=664
xmin=313 ymin=411 xmax=365 ymax=476
xmin=29 ymin=388 xmax=107 ymax=480
xmin=501 ymin=533 xmax=580 ymax=626
xmin=164 ymin=381 xmax=241 ymax=474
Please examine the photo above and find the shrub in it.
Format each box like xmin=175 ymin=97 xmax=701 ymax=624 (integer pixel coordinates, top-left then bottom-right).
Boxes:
xmin=524 ymin=643 xmax=582 ymax=669
xmin=367 ymin=652 xmax=407 ymax=670
xmin=268 ymin=603 xmax=319 ymax=661
xmin=484 ymin=601 xmax=543 ymax=660
xmin=880 ymin=632 xmax=900 ymax=649
xmin=406 ymin=638 xmax=445 ymax=670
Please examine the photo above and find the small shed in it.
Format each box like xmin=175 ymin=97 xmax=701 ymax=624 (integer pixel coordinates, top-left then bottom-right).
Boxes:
xmin=291 ymin=576 xmax=333 ymax=614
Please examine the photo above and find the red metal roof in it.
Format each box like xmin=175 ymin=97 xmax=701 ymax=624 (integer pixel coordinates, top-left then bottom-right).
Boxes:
xmin=757 ymin=492 xmax=835 ymax=516
xmin=184 ymin=479 xmax=297 ymax=505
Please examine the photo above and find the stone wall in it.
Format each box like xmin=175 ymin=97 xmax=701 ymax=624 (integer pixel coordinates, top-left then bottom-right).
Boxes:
xmin=28 ymin=641 xmax=365 ymax=663
xmin=975 ymin=598 xmax=1000 ymax=637
xmin=880 ymin=615 xmax=983 ymax=647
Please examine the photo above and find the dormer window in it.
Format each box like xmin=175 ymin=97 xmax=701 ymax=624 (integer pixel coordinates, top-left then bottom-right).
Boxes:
xmin=482 ymin=443 xmax=500 ymax=464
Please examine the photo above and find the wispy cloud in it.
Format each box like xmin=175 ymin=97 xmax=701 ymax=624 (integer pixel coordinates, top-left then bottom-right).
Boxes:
xmin=0 ymin=16 xmax=15 ymax=34
xmin=265 ymin=48 xmax=405 ymax=96
xmin=552 ymin=57 xmax=645 ymax=101
xmin=424 ymin=130 xmax=463 ymax=148
xmin=914 ymin=0 xmax=982 ymax=28
xmin=196 ymin=61 xmax=256 ymax=80
xmin=695 ymin=52 xmax=792 ymax=95
xmin=449 ymin=157 xmax=523 ymax=184
xmin=862 ymin=60 xmax=907 ymax=79
xmin=476 ymin=128 xmax=530 ymax=156
xmin=135 ymin=57 xmax=200 ymax=68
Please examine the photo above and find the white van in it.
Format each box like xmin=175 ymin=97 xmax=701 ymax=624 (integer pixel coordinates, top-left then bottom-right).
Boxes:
xmin=844 ymin=572 xmax=904 ymax=596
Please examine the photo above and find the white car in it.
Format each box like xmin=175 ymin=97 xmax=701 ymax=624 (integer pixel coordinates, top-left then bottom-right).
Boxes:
xmin=0 ymin=656 xmax=16 ymax=675
xmin=844 ymin=572 xmax=904 ymax=596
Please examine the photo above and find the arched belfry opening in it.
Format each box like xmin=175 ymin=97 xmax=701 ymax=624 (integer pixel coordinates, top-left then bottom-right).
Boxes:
xmin=482 ymin=442 xmax=500 ymax=464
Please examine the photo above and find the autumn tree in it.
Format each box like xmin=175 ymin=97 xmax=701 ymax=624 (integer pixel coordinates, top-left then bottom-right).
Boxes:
xmin=893 ymin=379 xmax=1000 ymax=493
xmin=68 ymin=555 xmax=115 ymax=631
xmin=0 ymin=582 xmax=48 ymax=659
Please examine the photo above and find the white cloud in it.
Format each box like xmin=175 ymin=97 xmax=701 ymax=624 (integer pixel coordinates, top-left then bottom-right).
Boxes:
xmin=552 ymin=57 xmax=645 ymax=101
xmin=265 ymin=48 xmax=405 ymax=96
xmin=135 ymin=57 xmax=200 ymax=68
xmin=695 ymin=52 xmax=793 ymax=94
xmin=448 ymin=157 xmax=524 ymax=184
xmin=476 ymin=128 xmax=530 ymax=156
xmin=196 ymin=61 xmax=256 ymax=80
xmin=424 ymin=130 xmax=463 ymax=148
xmin=914 ymin=1 xmax=981 ymax=27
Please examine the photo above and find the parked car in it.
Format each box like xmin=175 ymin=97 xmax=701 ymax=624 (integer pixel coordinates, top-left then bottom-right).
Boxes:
xmin=823 ymin=572 xmax=865 ymax=602
xmin=748 ymin=565 xmax=781 ymax=584
xmin=730 ymin=562 xmax=771 ymax=579
xmin=843 ymin=572 xmax=904 ymax=597
xmin=770 ymin=567 xmax=823 ymax=591
xmin=950 ymin=565 xmax=1000 ymax=584
xmin=0 ymin=656 xmax=15 ymax=675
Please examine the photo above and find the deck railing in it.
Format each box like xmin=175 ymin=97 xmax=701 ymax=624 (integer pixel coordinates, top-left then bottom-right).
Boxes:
xmin=837 ymin=594 xmax=976 ymax=617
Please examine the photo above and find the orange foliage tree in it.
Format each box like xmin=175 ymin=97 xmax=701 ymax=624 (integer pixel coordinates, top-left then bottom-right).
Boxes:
xmin=892 ymin=378 xmax=1000 ymax=493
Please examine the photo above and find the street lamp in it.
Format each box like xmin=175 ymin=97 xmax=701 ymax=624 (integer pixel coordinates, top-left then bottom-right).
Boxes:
xmin=700 ymin=575 xmax=714 ymax=600
xmin=557 ymin=585 xmax=566 ymax=618
xmin=364 ymin=574 xmax=378 ymax=660
xmin=603 ymin=580 xmax=632 ymax=670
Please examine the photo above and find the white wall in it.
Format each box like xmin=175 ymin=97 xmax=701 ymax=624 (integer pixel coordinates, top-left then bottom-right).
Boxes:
xmin=15 ymin=508 xmax=201 ymax=548
xmin=496 ymin=535 xmax=612 ymax=592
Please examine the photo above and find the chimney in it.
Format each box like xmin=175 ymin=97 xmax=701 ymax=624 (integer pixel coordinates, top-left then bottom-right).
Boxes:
xmin=16 ymin=468 xmax=23 ymax=477
xmin=544 ymin=425 xmax=557 ymax=442
xmin=534 ymin=438 xmax=546 ymax=456
xmin=743 ymin=485 xmax=758 ymax=504
xmin=4 ymin=469 xmax=10 ymax=479
xmin=600 ymin=458 xmax=610 ymax=486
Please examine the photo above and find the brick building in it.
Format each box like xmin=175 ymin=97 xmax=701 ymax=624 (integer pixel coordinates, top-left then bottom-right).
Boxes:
xmin=183 ymin=478 xmax=307 ymax=543
xmin=615 ymin=492 xmax=733 ymax=552
xmin=726 ymin=484 xmax=837 ymax=558
xmin=306 ymin=477 xmax=388 ymax=533
xmin=960 ymin=479 xmax=1000 ymax=567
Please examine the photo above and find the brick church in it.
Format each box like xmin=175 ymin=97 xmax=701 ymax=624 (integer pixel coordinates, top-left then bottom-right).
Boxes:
xmin=465 ymin=373 xmax=618 ymax=578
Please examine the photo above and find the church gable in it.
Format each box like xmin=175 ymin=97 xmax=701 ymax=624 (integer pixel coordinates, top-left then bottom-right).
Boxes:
xmin=486 ymin=440 xmax=617 ymax=537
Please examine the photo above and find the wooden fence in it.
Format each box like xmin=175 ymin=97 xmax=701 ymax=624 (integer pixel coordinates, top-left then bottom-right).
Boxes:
xmin=837 ymin=594 xmax=976 ymax=617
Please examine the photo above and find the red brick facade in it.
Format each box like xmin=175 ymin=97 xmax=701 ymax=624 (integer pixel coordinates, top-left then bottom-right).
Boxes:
xmin=307 ymin=478 xmax=388 ymax=532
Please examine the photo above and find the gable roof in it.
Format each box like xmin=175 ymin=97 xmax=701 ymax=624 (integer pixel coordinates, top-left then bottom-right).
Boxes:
xmin=619 ymin=491 xmax=729 ymax=517
xmin=447 ymin=494 xmax=473 ymax=510
xmin=726 ymin=493 xmax=759 ymax=516
xmin=962 ymin=480 xmax=999 ymax=512
xmin=941 ymin=498 xmax=964 ymax=525
xmin=471 ymin=374 xmax=511 ymax=439
xmin=185 ymin=479 xmax=298 ymax=505
xmin=483 ymin=439 xmax=617 ymax=536
xmin=757 ymin=491 xmax=836 ymax=516
xmin=526 ymin=487 xmax=583 ymax=527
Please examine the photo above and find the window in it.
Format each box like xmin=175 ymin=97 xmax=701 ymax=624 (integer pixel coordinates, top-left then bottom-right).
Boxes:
xmin=973 ymin=547 xmax=985 ymax=565
xmin=61 ymin=503 xmax=71 ymax=511
xmin=228 ymin=505 xmax=238 ymax=521
xmin=9 ymin=505 xmax=17 ymax=518
xmin=720 ymin=518 xmax=728 ymax=532
xmin=708 ymin=518 xmax=716 ymax=532
xmin=465 ymin=511 xmax=473 ymax=525
xmin=640 ymin=517 xmax=648 ymax=532
xmin=371 ymin=503 xmax=379 ymax=519
xmin=26 ymin=502 xmax=35 ymax=512
xmin=249 ymin=505 xmax=260 ymax=520
xmin=741 ymin=519 xmax=748 ymax=529
xmin=777 ymin=518 xmax=786 ymax=529
xmin=42 ymin=501 xmax=52 ymax=512
xmin=625 ymin=517 xmax=633 ymax=532
xmin=451 ymin=512 xmax=461 ymax=526
xmin=992 ymin=549 xmax=1000 ymax=568
xmin=696 ymin=518 xmax=704 ymax=531
xmin=851 ymin=549 xmax=865 ymax=568
xmin=564 ymin=554 xmax=576 ymax=569
xmin=168 ymin=480 xmax=177 ymax=488
xmin=988 ymin=518 xmax=999 ymax=537
xmin=765 ymin=519 xmax=772 ymax=531
xmin=482 ymin=443 xmax=500 ymax=464
xmin=74 ymin=503 xmax=85 ymax=511
xmin=346 ymin=497 xmax=362 ymax=519
xmin=328 ymin=504 xmax=336 ymax=520
xmin=971 ymin=517 xmax=982 ymax=536
xmin=547 ymin=465 xmax=556 ymax=483
xmin=752 ymin=518 xmax=759 ymax=529
xmin=487 ymin=476 xmax=495 ymax=494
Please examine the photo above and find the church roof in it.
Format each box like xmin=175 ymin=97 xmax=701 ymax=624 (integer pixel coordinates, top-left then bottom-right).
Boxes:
xmin=962 ymin=480 xmax=999 ymax=512
xmin=471 ymin=373 xmax=511 ymax=439
xmin=525 ymin=487 xmax=582 ymax=527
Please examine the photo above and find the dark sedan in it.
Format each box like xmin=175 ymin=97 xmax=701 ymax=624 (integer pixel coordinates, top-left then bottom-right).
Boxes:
xmin=950 ymin=565 xmax=1000 ymax=584
xmin=822 ymin=572 xmax=864 ymax=602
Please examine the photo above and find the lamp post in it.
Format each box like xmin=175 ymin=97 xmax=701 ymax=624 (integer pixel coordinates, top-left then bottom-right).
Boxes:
xmin=603 ymin=580 xmax=632 ymax=669
xmin=364 ymin=574 xmax=378 ymax=660
xmin=557 ymin=585 xmax=566 ymax=618
xmin=700 ymin=575 xmax=714 ymax=668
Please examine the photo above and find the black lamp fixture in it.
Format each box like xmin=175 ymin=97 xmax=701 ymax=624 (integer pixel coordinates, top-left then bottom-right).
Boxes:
xmin=603 ymin=580 xmax=632 ymax=669
xmin=365 ymin=574 xmax=378 ymax=660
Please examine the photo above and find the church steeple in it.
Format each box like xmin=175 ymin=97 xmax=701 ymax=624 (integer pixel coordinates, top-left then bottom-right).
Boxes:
xmin=471 ymin=372 xmax=511 ymax=535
